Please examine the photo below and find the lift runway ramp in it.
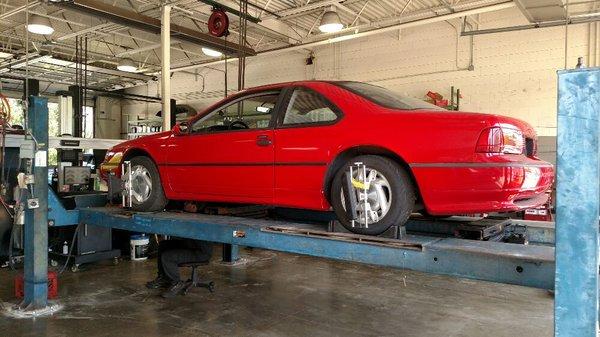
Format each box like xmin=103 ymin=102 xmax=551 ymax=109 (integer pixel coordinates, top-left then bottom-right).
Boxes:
xmin=78 ymin=207 xmax=555 ymax=290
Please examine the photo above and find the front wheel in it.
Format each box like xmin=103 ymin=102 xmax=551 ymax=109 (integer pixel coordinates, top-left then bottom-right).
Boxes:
xmin=124 ymin=156 xmax=168 ymax=212
xmin=331 ymin=155 xmax=415 ymax=235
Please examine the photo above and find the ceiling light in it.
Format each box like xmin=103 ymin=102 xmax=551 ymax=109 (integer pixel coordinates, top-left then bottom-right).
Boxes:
xmin=117 ymin=58 xmax=137 ymax=72
xmin=27 ymin=14 xmax=54 ymax=35
xmin=202 ymin=47 xmax=223 ymax=58
xmin=319 ymin=10 xmax=343 ymax=33
xmin=44 ymin=57 xmax=73 ymax=67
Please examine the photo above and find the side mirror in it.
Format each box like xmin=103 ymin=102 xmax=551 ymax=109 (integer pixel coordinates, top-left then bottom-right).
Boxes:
xmin=173 ymin=122 xmax=189 ymax=135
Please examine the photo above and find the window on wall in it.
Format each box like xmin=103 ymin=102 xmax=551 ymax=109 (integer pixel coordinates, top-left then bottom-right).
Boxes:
xmin=7 ymin=98 xmax=24 ymax=127
xmin=49 ymin=102 xmax=60 ymax=137
xmin=83 ymin=106 xmax=93 ymax=138
xmin=5 ymin=98 xmax=61 ymax=136
xmin=2 ymin=99 xmax=93 ymax=163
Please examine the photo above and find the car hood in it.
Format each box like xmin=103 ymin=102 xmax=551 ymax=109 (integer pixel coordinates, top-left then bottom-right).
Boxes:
xmin=109 ymin=130 xmax=173 ymax=152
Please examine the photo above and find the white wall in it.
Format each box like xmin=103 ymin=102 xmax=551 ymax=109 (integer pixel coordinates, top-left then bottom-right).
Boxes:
xmin=125 ymin=8 xmax=600 ymax=138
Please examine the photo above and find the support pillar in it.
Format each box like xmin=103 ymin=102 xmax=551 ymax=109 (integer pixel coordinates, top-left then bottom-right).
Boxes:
xmin=68 ymin=85 xmax=82 ymax=137
xmin=161 ymin=5 xmax=171 ymax=132
xmin=169 ymin=99 xmax=177 ymax=129
xmin=21 ymin=96 xmax=49 ymax=310
xmin=22 ymin=79 xmax=39 ymax=99
xmin=222 ymin=244 xmax=240 ymax=263
xmin=555 ymin=68 xmax=600 ymax=336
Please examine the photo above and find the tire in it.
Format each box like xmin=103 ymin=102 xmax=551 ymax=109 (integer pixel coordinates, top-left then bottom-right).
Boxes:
xmin=330 ymin=155 xmax=415 ymax=235
xmin=126 ymin=156 xmax=168 ymax=212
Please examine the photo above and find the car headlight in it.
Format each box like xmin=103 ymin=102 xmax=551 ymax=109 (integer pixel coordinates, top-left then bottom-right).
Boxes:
xmin=102 ymin=151 xmax=123 ymax=166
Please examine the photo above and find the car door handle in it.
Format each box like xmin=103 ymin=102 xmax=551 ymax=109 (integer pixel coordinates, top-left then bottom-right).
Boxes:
xmin=256 ymin=135 xmax=272 ymax=147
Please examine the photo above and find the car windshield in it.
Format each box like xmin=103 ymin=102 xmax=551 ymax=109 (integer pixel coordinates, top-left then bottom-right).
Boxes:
xmin=336 ymin=81 xmax=445 ymax=111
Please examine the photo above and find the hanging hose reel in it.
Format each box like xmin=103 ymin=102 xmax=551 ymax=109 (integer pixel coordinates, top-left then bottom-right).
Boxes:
xmin=207 ymin=9 xmax=229 ymax=37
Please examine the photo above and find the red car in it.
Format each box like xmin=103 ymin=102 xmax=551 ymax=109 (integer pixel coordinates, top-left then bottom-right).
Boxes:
xmin=101 ymin=81 xmax=554 ymax=235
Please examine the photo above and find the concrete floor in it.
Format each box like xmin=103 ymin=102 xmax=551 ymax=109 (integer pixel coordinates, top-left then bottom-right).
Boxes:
xmin=0 ymin=247 xmax=553 ymax=337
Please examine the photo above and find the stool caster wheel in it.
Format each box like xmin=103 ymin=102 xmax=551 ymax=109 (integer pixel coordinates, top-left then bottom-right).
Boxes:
xmin=71 ymin=264 xmax=80 ymax=273
xmin=50 ymin=259 xmax=58 ymax=267
xmin=113 ymin=257 xmax=120 ymax=265
xmin=208 ymin=282 xmax=215 ymax=293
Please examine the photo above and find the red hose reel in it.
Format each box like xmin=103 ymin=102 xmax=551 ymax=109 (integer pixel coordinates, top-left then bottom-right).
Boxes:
xmin=208 ymin=9 xmax=229 ymax=37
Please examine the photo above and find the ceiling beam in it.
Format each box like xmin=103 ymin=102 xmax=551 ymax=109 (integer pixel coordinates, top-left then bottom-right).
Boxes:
xmin=0 ymin=1 xmax=40 ymax=20
xmin=167 ymin=1 xmax=516 ymax=73
xmin=53 ymin=0 xmax=256 ymax=56
xmin=334 ymin=3 xmax=371 ymax=23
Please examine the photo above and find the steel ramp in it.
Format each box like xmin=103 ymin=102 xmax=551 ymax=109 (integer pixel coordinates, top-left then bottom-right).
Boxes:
xmin=78 ymin=207 xmax=554 ymax=289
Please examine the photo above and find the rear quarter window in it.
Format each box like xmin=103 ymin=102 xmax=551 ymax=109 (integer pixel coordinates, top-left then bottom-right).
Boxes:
xmin=336 ymin=81 xmax=445 ymax=111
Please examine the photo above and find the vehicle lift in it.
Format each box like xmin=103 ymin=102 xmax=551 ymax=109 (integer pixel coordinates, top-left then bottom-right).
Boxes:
xmin=14 ymin=68 xmax=600 ymax=336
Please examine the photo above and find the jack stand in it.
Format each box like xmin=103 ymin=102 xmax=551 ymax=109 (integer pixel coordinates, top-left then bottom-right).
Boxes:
xmin=328 ymin=220 xmax=407 ymax=240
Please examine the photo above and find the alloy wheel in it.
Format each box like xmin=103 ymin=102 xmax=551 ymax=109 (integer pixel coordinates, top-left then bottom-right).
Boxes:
xmin=126 ymin=164 xmax=153 ymax=204
xmin=341 ymin=166 xmax=393 ymax=226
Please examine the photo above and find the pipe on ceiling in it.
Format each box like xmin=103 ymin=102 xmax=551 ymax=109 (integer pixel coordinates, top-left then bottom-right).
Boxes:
xmin=461 ymin=14 xmax=600 ymax=35
xmin=166 ymin=1 xmax=516 ymax=74
xmin=52 ymin=0 xmax=256 ymax=56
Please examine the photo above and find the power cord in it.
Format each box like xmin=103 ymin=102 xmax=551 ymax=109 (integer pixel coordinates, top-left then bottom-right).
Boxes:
xmin=7 ymin=222 xmax=16 ymax=271
xmin=58 ymin=224 xmax=81 ymax=274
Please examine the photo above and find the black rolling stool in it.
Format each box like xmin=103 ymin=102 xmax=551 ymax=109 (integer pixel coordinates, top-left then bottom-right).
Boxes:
xmin=179 ymin=261 xmax=215 ymax=295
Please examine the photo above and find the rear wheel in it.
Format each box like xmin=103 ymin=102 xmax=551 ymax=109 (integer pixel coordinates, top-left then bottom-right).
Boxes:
xmin=124 ymin=156 xmax=168 ymax=212
xmin=331 ymin=155 xmax=415 ymax=235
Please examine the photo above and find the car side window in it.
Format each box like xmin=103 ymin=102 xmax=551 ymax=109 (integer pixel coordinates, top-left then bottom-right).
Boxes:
xmin=282 ymin=88 xmax=339 ymax=126
xmin=191 ymin=93 xmax=280 ymax=133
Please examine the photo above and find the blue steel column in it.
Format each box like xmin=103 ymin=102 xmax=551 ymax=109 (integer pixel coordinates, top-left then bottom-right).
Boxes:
xmin=222 ymin=244 xmax=240 ymax=263
xmin=21 ymin=96 xmax=49 ymax=309
xmin=555 ymin=68 xmax=600 ymax=336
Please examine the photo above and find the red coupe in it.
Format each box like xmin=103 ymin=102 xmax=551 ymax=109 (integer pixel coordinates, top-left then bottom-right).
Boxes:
xmin=101 ymin=81 xmax=554 ymax=235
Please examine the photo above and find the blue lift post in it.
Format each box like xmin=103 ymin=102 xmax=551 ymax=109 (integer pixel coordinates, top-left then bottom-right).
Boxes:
xmin=555 ymin=68 xmax=600 ymax=336
xmin=21 ymin=96 xmax=49 ymax=310
xmin=222 ymin=244 xmax=240 ymax=263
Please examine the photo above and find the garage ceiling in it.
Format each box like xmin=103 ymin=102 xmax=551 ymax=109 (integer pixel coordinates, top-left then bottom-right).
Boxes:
xmin=2 ymin=0 xmax=595 ymax=93
xmin=514 ymin=0 xmax=566 ymax=22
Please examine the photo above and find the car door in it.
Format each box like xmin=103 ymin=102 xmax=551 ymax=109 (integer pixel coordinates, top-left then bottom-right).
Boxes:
xmin=273 ymin=86 xmax=343 ymax=210
xmin=165 ymin=90 xmax=282 ymax=204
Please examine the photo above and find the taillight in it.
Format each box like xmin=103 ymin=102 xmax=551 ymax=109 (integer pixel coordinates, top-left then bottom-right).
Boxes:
xmin=476 ymin=127 xmax=503 ymax=153
xmin=476 ymin=126 xmax=524 ymax=154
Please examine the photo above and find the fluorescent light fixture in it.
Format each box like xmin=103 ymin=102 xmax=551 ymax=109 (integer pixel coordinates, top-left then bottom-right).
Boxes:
xmin=319 ymin=10 xmax=343 ymax=33
xmin=202 ymin=47 xmax=223 ymax=57
xmin=0 ymin=52 xmax=12 ymax=58
xmin=117 ymin=58 xmax=137 ymax=72
xmin=44 ymin=57 xmax=73 ymax=66
xmin=27 ymin=14 xmax=54 ymax=35
xmin=0 ymin=54 xmax=52 ymax=74
xmin=10 ymin=55 xmax=52 ymax=69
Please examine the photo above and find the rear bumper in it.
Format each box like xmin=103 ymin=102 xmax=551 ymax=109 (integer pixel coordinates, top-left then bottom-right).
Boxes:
xmin=411 ymin=161 xmax=554 ymax=215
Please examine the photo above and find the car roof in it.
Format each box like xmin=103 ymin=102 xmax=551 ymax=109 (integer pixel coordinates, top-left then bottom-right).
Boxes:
xmin=240 ymin=80 xmax=349 ymax=94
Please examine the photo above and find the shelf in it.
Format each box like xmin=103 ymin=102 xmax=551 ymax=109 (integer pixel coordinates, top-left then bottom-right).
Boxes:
xmin=128 ymin=118 xmax=163 ymax=125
